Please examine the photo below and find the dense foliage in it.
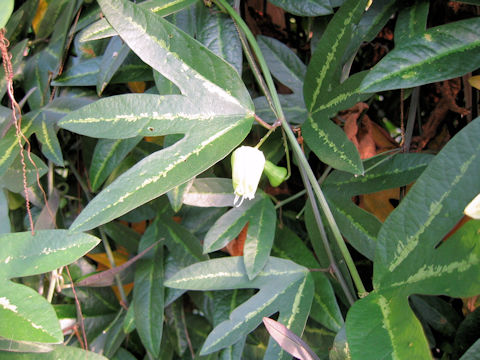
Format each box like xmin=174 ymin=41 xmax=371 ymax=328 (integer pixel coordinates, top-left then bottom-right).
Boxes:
xmin=1 ymin=0 xmax=480 ymax=359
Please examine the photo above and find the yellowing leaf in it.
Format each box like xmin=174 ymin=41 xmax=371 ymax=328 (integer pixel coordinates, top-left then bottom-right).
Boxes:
xmin=32 ymin=0 xmax=48 ymax=35
xmin=86 ymin=247 xmax=133 ymax=300
xmin=86 ymin=247 xmax=129 ymax=270
xmin=468 ymin=75 xmax=480 ymax=90
xmin=128 ymin=81 xmax=146 ymax=93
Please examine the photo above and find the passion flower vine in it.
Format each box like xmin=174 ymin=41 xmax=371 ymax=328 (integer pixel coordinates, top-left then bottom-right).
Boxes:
xmin=231 ymin=146 xmax=265 ymax=207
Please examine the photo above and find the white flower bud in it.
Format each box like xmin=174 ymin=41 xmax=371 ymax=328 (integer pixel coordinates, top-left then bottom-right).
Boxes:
xmin=464 ymin=193 xmax=480 ymax=219
xmin=231 ymin=146 xmax=265 ymax=207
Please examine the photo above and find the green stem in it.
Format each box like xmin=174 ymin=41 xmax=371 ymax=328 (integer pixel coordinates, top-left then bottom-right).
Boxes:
xmin=403 ymin=87 xmax=420 ymax=153
xmin=68 ymin=163 xmax=129 ymax=306
xmin=255 ymin=126 xmax=276 ymax=149
xmin=214 ymin=0 xmax=367 ymax=298
xmin=46 ymin=161 xmax=56 ymax=303
xmin=281 ymin=128 xmax=291 ymax=181
xmin=298 ymin=162 xmax=355 ymax=305
xmin=46 ymin=270 xmax=57 ymax=303
xmin=213 ymin=0 xmax=285 ymax=121
xmin=284 ymin=124 xmax=367 ymax=297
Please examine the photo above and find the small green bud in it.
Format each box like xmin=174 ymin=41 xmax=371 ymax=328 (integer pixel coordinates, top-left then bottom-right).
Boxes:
xmin=263 ymin=160 xmax=287 ymax=187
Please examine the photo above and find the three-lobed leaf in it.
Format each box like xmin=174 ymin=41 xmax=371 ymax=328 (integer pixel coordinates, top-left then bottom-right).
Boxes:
xmin=346 ymin=118 xmax=480 ymax=359
xmin=59 ymin=0 xmax=254 ymax=231
xmin=165 ymin=256 xmax=313 ymax=356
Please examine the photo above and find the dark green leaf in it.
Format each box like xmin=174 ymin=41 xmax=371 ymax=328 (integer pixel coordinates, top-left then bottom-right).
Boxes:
xmin=329 ymin=326 xmax=350 ymax=360
xmin=154 ymin=71 xmax=181 ymax=95
xmin=52 ymin=56 xmax=153 ymax=86
xmin=167 ymin=179 xmax=194 ymax=213
xmin=0 ymin=153 xmax=47 ymax=193
xmin=165 ymin=300 xmax=188 ymax=356
xmin=243 ymin=197 xmax=276 ymax=280
xmin=360 ymin=17 xmax=480 ymax=92
xmin=272 ymin=226 xmax=344 ymax=331
xmin=123 ymin=305 xmax=136 ymax=334
xmin=33 ymin=0 xmax=68 ymax=39
xmin=257 ymin=35 xmax=306 ymax=94
xmin=302 ymin=111 xmax=363 ymax=174
xmin=4 ymin=0 xmax=38 ymax=46
xmin=304 ymin=0 xmax=369 ymax=112
xmin=134 ymin=235 xmax=164 ymax=357
xmin=304 ymin=201 xmax=355 ymax=307
xmin=454 ymin=307 xmax=480 ymax=359
xmin=203 ymin=195 xmax=276 ymax=279
xmin=89 ymin=137 xmax=142 ymax=192
xmin=112 ymin=348 xmax=138 ymax=360
xmin=410 ymin=295 xmax=460 ymax=338
xmin=104 ymin=310 xmax=127 ymax=358
xmin=394 ymin=0 xmax=429 ymax=42
xmin=35 ymin=115 xmax=64 ymax=166
xmin=0 ymin=39 xmax=28 ymax=101
xmin=267 ymin=0 xmax=332 ymax=16
xmin=346 ymin=0 xmax=398 ymax=58
xmin=254 ymin=93 xmax=307 ymax=125
xmin=151 ymin=215 xmax=207 ymax=269
xmin=322 ymin=153 xmax=432 ymax=259
xmin=196 ymin=2 xmax=242 ymax=74
xmin=97 ymin=36 xmax=131 ymax=95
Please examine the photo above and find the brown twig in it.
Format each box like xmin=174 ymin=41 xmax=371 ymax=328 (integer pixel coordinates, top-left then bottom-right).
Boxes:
xmin=413 ymin=79 xmax=469 ymax=150
xmin=181 ymin=299 xmax=195 ymax=359
xmin=0 ymin=29 xmax=35 ymax=234
xmin=65 ymin=266 xmax=88 ymax=351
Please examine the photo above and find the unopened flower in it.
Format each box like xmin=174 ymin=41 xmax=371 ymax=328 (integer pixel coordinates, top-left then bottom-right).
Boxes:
xmin=231 ymin=146 xmax=265 ymax=207
xmin=263 ymin=160 xmax=288 ymax=187
xmin=464 ymin=193 xmax=480 ymax=219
